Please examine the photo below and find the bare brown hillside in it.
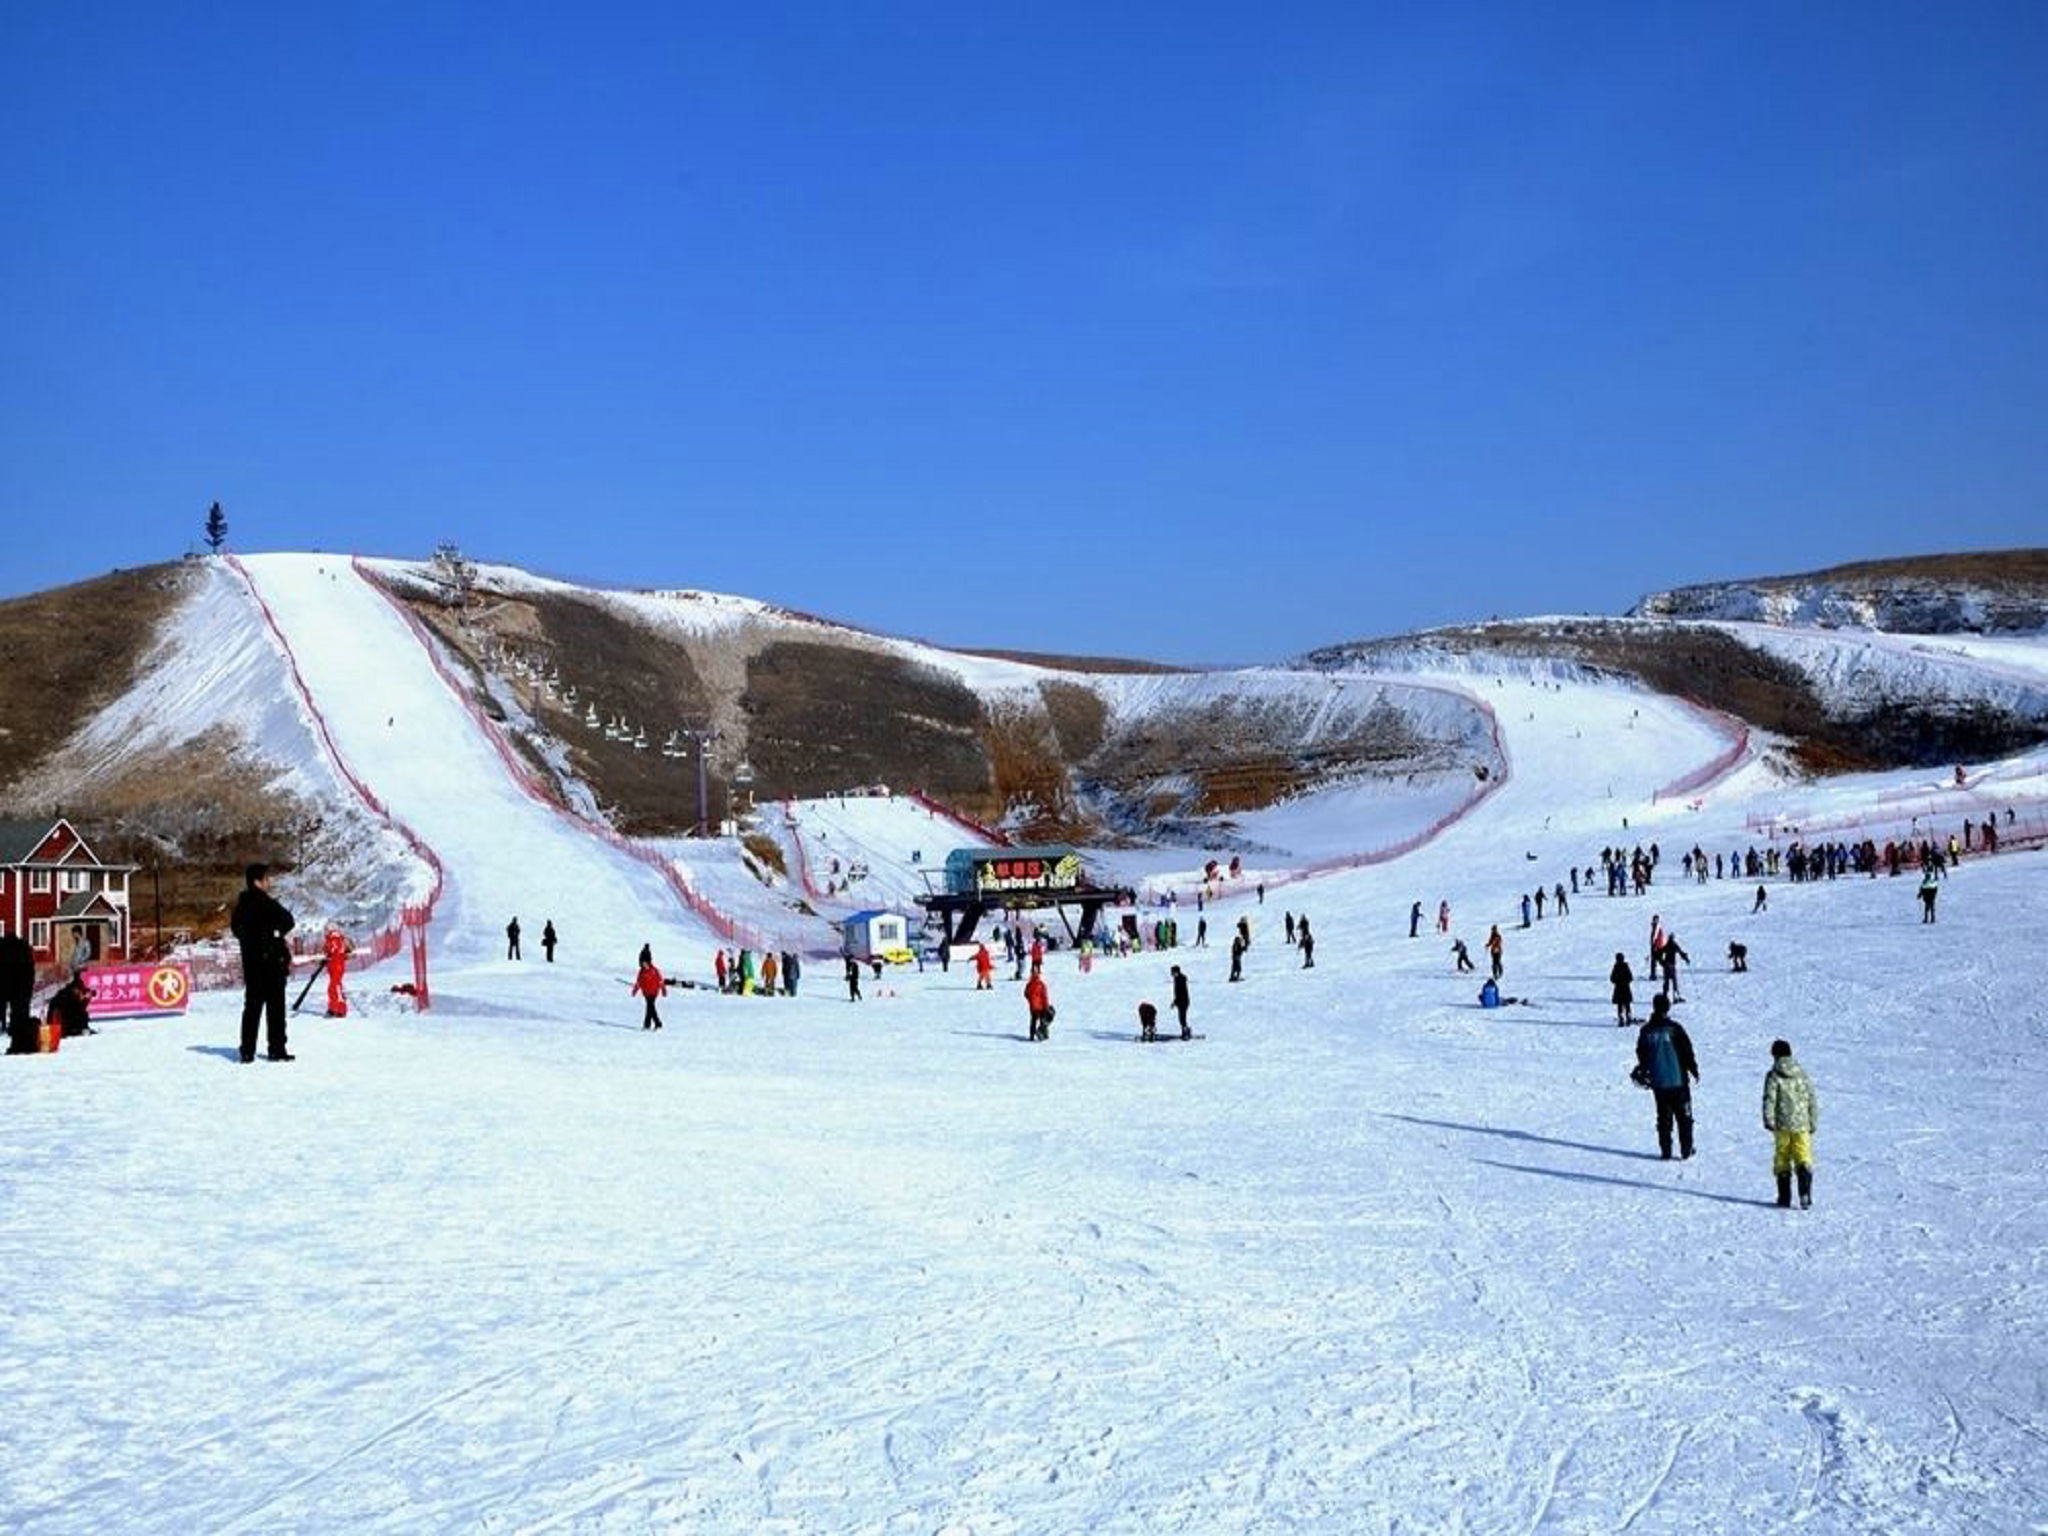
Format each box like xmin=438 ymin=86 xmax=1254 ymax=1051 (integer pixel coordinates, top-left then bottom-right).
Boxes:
xmin=0 ymin=563 xmax=193 ymax=793
xmin=1715 ymin=549 xmax=2048 ymax=590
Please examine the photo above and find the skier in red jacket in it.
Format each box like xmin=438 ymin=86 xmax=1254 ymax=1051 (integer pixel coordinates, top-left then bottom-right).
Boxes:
xmin=635 ymin=957 xmax=667 ymax=1030
xmin=1024 ymin=972 xmax=1052 ymax=1041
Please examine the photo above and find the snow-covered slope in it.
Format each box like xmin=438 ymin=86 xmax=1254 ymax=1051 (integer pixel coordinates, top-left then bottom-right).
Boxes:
xmin=236 ymin=554 xmax=778 ymax=969
xmin=5 ymin=749 xmax=2044 ymax=1529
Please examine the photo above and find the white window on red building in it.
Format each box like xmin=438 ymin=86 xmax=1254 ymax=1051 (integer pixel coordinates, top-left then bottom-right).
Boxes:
xmin=30 ymin=869 xmax=51 ymax=893
xmin=29 ymin=919 xmax=51 ymax=952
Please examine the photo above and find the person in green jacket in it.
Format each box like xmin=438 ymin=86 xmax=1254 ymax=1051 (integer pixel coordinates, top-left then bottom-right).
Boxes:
xmin=1762 ymin=1039 xmax=1819 ymax=1209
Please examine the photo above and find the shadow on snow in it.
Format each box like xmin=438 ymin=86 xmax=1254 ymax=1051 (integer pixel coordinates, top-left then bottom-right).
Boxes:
xmin=1474 ymin=1158 xmax=1782 ymax=1210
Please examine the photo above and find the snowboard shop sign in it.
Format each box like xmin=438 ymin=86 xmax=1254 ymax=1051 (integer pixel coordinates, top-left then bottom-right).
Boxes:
xmin=972 ymin=852 xmax=1084 ymax=896
xmin=83 ymin=961 xmax=193 ymax=1020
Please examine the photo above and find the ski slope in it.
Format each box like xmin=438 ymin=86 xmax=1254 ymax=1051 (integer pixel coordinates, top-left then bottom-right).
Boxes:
xmin=774 ymin=794 xmax=992 ymax=921
xmin=235 ymin=555 xmax=730 ymax=973
xmin=7 ymin=569 xmax=2048 ymax=1530
xmin=4 ymin=802 xmax=2044 ymax=1530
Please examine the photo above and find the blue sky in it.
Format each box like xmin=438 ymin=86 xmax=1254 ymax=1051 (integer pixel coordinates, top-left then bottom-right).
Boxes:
xmin=3 ymin=3 xmax=2044 ymax=661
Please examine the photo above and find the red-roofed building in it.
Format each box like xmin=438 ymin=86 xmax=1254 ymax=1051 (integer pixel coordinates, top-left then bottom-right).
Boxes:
xmin=0 ymin=818 xmax=136 ymax=969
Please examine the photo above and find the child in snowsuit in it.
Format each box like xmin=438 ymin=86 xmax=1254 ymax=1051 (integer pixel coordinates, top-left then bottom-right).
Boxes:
xmin=634 ymin=957 xmax=666 ymax=1029
xmin=323 ymin=926 xmax=354 ymax=1017
xmin=974 ymin=944 xmax=994 ymax=990
xmin=1728 ymin=942 xmax=1748 ymax=972
xmin=1138 ymin=1001 xmax=1158 ymax=1042
xmin=1485 ymin=926 xmax=1504 ymax=980
xmin=1452 ymin=939 xmax=1474 ymax=973
xmin=1761 ymin=1039 xmax=1818 ymax=1208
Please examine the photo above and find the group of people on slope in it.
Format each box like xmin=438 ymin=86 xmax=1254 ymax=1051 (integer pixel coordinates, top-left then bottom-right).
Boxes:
xmin=1631 ymin=999 xmax=1818 ymax=1209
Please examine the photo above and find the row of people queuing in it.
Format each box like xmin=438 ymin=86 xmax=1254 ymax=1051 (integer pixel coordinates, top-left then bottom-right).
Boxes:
xmin=713 ymin=947 xmax=801 ymax=996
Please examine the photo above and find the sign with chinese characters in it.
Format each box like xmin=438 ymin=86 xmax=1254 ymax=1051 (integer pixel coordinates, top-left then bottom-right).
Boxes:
xmin=973 ymin=852 xmax=1084 ymax=895
xmin=82 ymin=962 xmax=193 ymax=1019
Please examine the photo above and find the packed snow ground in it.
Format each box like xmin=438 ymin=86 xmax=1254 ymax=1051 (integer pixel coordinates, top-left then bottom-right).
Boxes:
xmin=7 ymin=818 xmax=2048 ymax=1527
xmin=5 ymin=562 xmax=2047 ymax=1531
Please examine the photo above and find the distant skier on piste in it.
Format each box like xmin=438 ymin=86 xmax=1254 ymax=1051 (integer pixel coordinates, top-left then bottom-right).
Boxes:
xmin=506 ymin=917 xmax=521 ymax=961
xmin=1170 ymin=965 xmax=1191 ymax=1038
xmin=542 ymin=920 xmax=557 ymax=963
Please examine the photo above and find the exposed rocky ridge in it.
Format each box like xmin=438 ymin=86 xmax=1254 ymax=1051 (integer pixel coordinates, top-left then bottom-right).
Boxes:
xmin=1632 ymin=549 xmax=2048 ymax=632
xmin=374 ymin=563 xmax=1480 ymax=841
xmin=1305 ymin=618 xmax=2048 ymax=773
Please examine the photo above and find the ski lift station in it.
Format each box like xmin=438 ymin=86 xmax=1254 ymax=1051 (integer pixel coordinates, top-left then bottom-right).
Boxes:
xmin=838 ymin=910 xmax=914 ymax=964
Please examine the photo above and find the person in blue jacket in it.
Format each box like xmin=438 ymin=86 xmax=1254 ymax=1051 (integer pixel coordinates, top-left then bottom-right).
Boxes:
xmin=1634 ymin=994 xmax=1700 ymax=1160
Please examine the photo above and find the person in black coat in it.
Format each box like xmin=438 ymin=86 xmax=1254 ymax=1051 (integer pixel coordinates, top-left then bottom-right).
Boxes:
xmin=1170 ymin=965 xmax=1192 ymax=1038
xmin=1610 ymin=952 xmax=1635 ymax=1026
xmin=845 ymin=955 xmax=862 ymax=1002
xmin=506 ymin=917 xmax=522 ymax=961
xmin=1 ymin=933 xmax=37 ymax=1054
xmin=542 ymin=921 xmax=557 ymax=962
xmin=49 ymin=974 xmax=94 ymax=1037
xmin=1228 ymin=934 xmax=1244 ymax=982
xmin=231 ymin=863 xmax=296 ymax=1062
xmin=1299 ymin=917 xmax=1315 ymax=969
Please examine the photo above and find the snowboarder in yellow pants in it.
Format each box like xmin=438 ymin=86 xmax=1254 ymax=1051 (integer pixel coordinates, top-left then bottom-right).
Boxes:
xmin=1762 ymin=1039 xmax=1818 ymax=1209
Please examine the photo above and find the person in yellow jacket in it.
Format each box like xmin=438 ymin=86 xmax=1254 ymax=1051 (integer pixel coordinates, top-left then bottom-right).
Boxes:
xmin=1762 ymin=1039 xmax=1819 ymax=1209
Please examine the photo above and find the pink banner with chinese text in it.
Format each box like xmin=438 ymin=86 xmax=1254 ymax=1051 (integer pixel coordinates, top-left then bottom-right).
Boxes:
xmin=84 ymin=962 xmax=194 ymax=1019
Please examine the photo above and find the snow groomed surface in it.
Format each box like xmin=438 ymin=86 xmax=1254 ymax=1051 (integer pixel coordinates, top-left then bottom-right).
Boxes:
xmin=232 ymin=555 xmax=735 ymax=974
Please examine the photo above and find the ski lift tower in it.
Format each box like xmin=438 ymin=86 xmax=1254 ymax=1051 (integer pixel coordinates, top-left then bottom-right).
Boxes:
xmin=667 ymin=724 xmax=721 ymax=836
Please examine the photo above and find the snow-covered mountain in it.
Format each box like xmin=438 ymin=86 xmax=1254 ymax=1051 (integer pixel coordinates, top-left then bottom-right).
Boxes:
xmin=1631 ymin=549 xmax=2048 ymax=632
xmin=4 ymin=548 xmax=2047 ymax=957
